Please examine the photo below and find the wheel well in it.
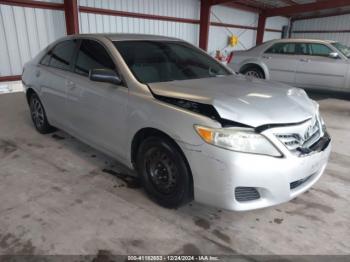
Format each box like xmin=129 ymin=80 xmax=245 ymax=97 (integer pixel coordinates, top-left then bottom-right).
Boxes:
xmin=26 ymin=88 xmax=36 ymax=104
xmin=240 ymin=63 xmax=265 ymax=77
xmin=131 ymin=127 xmax=194 ymax=195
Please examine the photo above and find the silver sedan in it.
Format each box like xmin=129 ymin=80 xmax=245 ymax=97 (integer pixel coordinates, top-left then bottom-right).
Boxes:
xmin=22 ymin=34 xmax=331 ymax=211
xmin=228 ymin=38 xmax=350 ymax=92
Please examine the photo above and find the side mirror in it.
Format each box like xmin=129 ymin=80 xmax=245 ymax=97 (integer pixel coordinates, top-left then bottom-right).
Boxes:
xmin=89 ymin=68 xmax=122 ymax=85
xmin=329 ymin=52 xmax=339 ymax=59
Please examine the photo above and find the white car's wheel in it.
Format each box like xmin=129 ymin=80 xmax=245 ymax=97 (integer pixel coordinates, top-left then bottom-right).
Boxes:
xmin=242 ymin=67 xmax=265 ymax=79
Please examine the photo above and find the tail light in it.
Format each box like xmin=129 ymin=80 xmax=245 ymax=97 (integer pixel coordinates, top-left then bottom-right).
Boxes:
xmin=227 ymin=52 xmax=234 ymax=63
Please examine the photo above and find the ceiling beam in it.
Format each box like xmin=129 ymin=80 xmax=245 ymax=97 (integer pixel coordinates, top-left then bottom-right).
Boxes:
xmin=280 ymin=0 xmax=298 ymax=5
xmin=244 ymin=0 xmax=274 ymax=9
xmin=222 ymin=2 xmax=262 ymax=13
xmin=292 ymin=9 xmax=350 ymax=20
xmin=211 ymin=0 xmax=234 ymax=4
xmin=210 ymin=0 xmax=261 ymax=13
xmin=265 ymin=0 xmax=350 ymax=17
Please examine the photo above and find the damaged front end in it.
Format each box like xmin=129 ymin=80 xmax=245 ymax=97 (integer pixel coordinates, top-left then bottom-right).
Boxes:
xmin=152 ymin=92 xmax=330 ymax=158
xmin=152 ymin=93 xmax=251 ymax=128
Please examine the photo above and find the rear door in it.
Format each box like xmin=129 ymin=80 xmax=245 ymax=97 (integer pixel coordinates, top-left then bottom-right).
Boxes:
xmin=295 ymin=43 xmax=349 ymax=90
xmin=38 ymin=39 xmax=78 ymax=128
xmin=66 ymin=39 xmax=129 ymax=160
xmin=262 ymin=42 xmax=298 ymax=85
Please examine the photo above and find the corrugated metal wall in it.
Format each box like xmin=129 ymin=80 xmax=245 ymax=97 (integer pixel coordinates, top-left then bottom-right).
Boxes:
xmin=78 ymin=0 xmax=200 ymax=46
xmin=208 ymin=5 xmax=288 ymax=55
xmin=78 ymin=1 xmax=288 ymax=55
xmin=0 ymin=0 xmax=288 ymax=77
xmin=292 ymin=14 xmax=350 ymax=45
xmin=265 ymin=16 xmax=289 ymax=42
xmin=209 ymin=6 xmax=257 ymax=55
xmin=0 ymin=4 xmax=66 ymax=76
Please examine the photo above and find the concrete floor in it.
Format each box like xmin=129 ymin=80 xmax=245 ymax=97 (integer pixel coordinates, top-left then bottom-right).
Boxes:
xmin=0 ymin=91 xmax=349 ymax=256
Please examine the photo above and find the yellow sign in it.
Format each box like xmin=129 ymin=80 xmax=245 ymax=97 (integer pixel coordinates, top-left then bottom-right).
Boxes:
xmin=229 ymin=35 xmax=238 ymax=47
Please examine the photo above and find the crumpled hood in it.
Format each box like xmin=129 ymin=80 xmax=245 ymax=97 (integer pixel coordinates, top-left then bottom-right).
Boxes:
xmin=148 ymin=75 xmax=316 ymax=127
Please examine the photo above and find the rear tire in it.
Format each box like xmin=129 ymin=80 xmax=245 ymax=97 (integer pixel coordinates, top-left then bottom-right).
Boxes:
xmin=29 ymin=93 xmax=55 ymax=134
xmin=136 ymin=136 xmax=192 ymax=208
xmin=242 ymin=66 xmax=265 ymax=79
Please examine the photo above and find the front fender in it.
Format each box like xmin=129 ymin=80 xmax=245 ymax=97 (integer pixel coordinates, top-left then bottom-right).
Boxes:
xmin=125 ymin=90 xmax=221 ymax=167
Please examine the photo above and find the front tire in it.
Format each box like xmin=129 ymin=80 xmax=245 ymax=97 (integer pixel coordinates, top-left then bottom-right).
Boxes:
xmin=29 ymin=93 xmax=55 ymax=134
xmin=136 ymin=136 xmax=193 ymax=208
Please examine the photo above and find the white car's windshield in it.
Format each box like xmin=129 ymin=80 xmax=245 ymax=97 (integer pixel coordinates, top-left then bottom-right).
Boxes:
xmin=114 ymin=41 xmax=231 ymax=83
xmin=332 ymin=42 xmax=350 ymax=58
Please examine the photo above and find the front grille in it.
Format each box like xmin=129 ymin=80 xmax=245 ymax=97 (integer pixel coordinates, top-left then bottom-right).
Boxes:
xmin=290 ymin=175 xmax=312 ymax=190
xmin=275 ymin=133 xmax=301 ymax=150
xmin=275 ymin=115 xmax=322 ymax=153
xmin=235 ymin=187 xmax=260 ymax=202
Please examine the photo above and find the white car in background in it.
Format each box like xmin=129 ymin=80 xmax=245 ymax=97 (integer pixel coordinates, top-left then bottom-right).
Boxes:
xmin=228 ymin=39 xmax=350 ymax=92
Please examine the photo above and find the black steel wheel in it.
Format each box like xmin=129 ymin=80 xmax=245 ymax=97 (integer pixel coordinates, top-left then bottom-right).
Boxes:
xmin=29 ymin=93 xmax=55 ymax=134
xmin=136 ymin=136 xmax=193 ymax=208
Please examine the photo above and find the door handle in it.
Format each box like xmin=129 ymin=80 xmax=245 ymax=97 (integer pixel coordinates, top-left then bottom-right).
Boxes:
xmin=35 ymin=70 xmax=41 ymax=77
xmin=262 ymin=55 xmax=271 ymax=59
xmin=300 ymin=58 xmax=310 ymax=62
xmin=65 ymin=80 xmax=76 ymax=89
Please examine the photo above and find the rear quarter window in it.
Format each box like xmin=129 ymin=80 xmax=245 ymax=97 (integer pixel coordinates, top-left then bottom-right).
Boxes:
xmin=308 ymin=43 xmax=333 ymax=57
xmin=49 ymin=40 xmax=78 ymax=71
xmin=40 ymin=52 xmax=51 ymax=66
xmin=74 ymin=39 xmax=115 ymax=77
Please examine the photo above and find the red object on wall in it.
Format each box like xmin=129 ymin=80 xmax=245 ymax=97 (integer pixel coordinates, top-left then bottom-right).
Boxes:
xmin=226 ymin=52 xmax=234 ymax=63
xmin=64 ymin=0 xmax=79 ymax=35
xmin=199 ymin=0 xmax=212 ymax=51
xmin=256 ymin=14 xmax=266 ymax=45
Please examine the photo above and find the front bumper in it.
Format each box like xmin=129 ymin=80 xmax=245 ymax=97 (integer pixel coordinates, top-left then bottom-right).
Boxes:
xmin=179 ymin=133 xmax=331 ymax=211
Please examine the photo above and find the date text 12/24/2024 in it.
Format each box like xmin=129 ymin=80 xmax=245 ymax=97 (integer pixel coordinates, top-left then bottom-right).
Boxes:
xmin=127 ymin=256 xmax=220 ymax=261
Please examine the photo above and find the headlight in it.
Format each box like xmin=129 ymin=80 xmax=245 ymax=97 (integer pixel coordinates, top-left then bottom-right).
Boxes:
xmin=194 ymin=125 xmax=282 ymax=157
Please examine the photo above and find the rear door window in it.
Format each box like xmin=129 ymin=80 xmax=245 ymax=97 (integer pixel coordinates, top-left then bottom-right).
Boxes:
xmin=49 ymin=40 xmax=78 ymax=71
xmin=74 ymin=39 xmax=115 ymax=77
xmin=295 ymin=43 xmax=309 ymax=55
xmin=265 ymin=43 xmax=296 ymax=55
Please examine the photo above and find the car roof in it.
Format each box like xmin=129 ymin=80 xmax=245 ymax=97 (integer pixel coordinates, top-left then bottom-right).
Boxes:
xmin=66 ymin=33 xmax=181 ymax=42
xmin=268 ymin=38 xmax=337 ymax=44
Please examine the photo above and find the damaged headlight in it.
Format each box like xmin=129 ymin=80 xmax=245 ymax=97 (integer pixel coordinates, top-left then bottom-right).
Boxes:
xmin=194 ymin=125 xmax=282 ymax=157
xmin=314 ymin=101 xmax=327 ymax=134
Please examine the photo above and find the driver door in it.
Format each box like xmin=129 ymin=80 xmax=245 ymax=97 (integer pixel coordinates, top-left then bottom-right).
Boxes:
xmin=67 ymin=39 xmax=129 ymax=160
